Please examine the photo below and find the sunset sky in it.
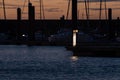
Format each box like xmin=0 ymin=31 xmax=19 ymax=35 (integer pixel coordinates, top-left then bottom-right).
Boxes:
xmin=0 ymin=0 xmax=120 ymax=19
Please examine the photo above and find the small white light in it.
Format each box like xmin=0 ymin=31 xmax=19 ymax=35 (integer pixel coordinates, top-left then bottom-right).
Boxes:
xmin=73 ymin=30 xmax=78 ymax=47
xmin=73 ymin=30 xmax=78 ymax=33
xmin=73 ymin=32 xmax=76 ymax=47
xmin=22 ymin=34 xmax=26 ymax=37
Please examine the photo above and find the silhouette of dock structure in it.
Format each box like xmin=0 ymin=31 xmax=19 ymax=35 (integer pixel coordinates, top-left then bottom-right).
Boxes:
xmin=0 ymin=1 xmax=120 ymax=48
xmin=65 ymin=0 xmax=120 ymax=57
xmin=0 ymin=0 xmax=120 ymax=57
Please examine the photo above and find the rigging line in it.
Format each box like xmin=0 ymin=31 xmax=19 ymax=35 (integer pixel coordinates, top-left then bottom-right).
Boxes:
xmin=41 ymin=0 xmax=45 ymax=19
xmin=87 ymin=0 xmax=89 ymax=19
xmin=99 ymin=0 xmax=102 ymax=20
xmin=104 ymin=0 xmax=107 ymax=20
xmin=85 ymin=0 xmax=90 ymax=27
xmin=28 ymin=0 xmax=30 ymax=3
xmin=17 ymin=0 xmax=19 ymax=7
xmin=3 ymin=0 xmax=6 ymax=19
xmin=0 ymin=0 xmax=1 ymax=19
xmin=66 ymin=0 xmax=70 ymax=19
xmin=84 ymin=0 xmax=88 ymax=20
xmin=77 ymin=10 xmax=79 ymax=19
xmin=39 ymin=0 xmax=42 ymax=19
xmin=22 ymin=0 xmax=27 ymax=14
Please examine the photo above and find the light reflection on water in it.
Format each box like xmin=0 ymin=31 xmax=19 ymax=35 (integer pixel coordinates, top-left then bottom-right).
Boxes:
xmin=70 ymin=56 xmax=78 ymax=61
xmin=0 ymin=45 xmax=120 ymax=80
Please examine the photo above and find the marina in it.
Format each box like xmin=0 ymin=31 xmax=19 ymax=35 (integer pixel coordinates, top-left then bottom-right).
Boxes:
xmin=0 ymin=0 xmax=120 ymax=57
xmin=66 ymin=42 xmax=120 ymax=57
xmin=0 ymin=0 xmax=120 ymax=79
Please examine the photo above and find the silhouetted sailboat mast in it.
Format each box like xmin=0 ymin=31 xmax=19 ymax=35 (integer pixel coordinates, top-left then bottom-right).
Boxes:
xmin=84 ymin=0 xmax=90 ymax=28
xmin=39 ymin=0 xmax=42 ymax=19
xmin=21 ymin=0 xmax=45 ymax=19
xmin=39 ymin=0 xmax=45 ymax=19
xmin=99 ymin=0 xmax=107 ymax=20
xmin=66 ymin=0 xmax=71 ymax=19
xmin=2 ymin=0 xmax=6 ymax=19
xmin=99 ymin=0 xmax=102 ymax=20
xmin=66 ymin=0 xmax=79 ymax=19
xmin=84 ymin=0 xmax=90 ymax=20
xmin=22 ymin=0 xmax=27 ymax=14
xmin=104 ymin=0 xmax=107 ymax=19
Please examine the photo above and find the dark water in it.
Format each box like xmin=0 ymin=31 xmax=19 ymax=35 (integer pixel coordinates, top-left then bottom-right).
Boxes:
xmin=0 ymin=45 xmax=120 ymax=80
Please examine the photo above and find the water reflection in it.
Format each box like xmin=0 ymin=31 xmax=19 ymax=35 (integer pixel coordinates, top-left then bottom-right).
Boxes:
xmin=1 ymin=46 xmax=120 ymax=80
xmin=70 ymin=56 xmax=78 ymax=61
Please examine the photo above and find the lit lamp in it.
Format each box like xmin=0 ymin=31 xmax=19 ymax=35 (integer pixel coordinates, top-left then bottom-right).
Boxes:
xmin=22 ymin=34 xmax=26 ymax=37
xmin=73 ymin=29 xmax=78 ymax=47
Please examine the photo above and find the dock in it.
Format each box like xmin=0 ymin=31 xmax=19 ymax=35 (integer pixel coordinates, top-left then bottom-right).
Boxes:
xmin=66 ymin=42 xmax=120 ymax=57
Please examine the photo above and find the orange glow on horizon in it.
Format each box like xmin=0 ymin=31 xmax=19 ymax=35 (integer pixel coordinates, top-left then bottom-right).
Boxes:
xmin=0 ymin=0 xmax=120 ymax=19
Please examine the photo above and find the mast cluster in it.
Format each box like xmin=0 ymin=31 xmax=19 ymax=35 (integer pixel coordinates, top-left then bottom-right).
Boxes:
xmin=2 ymin=0 xmax=45 ymax=20
xmin=1 ymin=0 xmax=108 ymax=20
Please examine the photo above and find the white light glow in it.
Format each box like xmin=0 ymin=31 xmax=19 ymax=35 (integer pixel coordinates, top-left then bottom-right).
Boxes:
xmin=73 ymin=30 xmax=78 ymax=47
xmin=73 ymin=30 xmax=78 ymax=33
xmin=73 ymin=32 xmax=76 ymax=47
xmin=22 ymin=34 xmax=26 ymax=37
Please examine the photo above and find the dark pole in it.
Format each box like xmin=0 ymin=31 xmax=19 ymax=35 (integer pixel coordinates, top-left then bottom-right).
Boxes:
xmin=3 ymin=0 xmax=6 ymax=19
xmin=28 ymin=2 xmax=32 ymax=20
xmin=28 ymin=2 xmax=35 ymax=20
xmin=17 ymin=8 xmax=21 ymax=20
xmin=28 ymin=3 xmax=35 ymax=41
xmin=85 ymin=0 xmax=88 ymax=20
xmin=104 ymin=0 xmax=107 ymax=20
xmin=99 ymin=0 xmax=102 ymax=20
xmin=41 ymin=0 xmax=45 ymax=19
xmin=17 ymin=8 xmax=21 ymax=41
xmin=72 ymin=0 xmax=78 ymax=46
xmin=108 ymin=8 xmax=115 ymax=40
xmin=72 ymin=0 xmax=77 ymax=30
xmin=39 ymin=0 xmax=42 ymax=19
xmin=31 ymin=6 xmax=35 ymax=20
xmin=108 ymin=8 xmax=112 ymax=20
xmin=66 ymin=0 xmax=70 ymax=19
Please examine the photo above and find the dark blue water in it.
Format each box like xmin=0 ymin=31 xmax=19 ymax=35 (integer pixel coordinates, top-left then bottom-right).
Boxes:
xmin=0 ymin=45 xmax=120 ymax=80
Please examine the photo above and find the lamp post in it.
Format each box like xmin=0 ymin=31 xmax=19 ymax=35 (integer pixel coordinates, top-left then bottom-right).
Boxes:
xmin=72 ymin=0 xmax=78 ymax=47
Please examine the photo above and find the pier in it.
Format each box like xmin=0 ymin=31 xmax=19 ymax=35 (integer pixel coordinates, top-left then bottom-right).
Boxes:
xmin=66 ymin=42 xmax=120 ymax=57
